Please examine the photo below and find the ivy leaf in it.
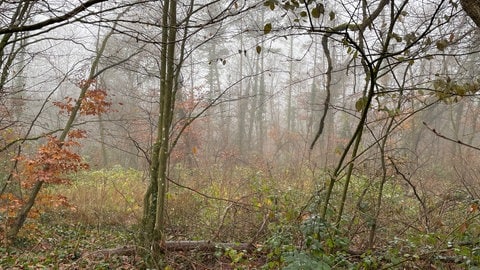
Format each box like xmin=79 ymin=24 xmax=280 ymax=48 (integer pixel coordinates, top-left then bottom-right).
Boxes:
xmin=391 ymin=32 xmax=402 ymax=42
xmin=264 ymin=23 xmax=272 ymax=34
xmin=263 ymin=0 xmax=276 ymax=10
xmin=329 ymin=11 xmax=335 ymax=21
xmin=311 ymin=7 xmax=320 ymax=18
xmin=300 ymin=11 xmax=307 ymax=17
xmin=256 ymin=46 xmax=262 ymax=54
xmin=404 ymin=32 xmax=416 ymax=46
xmin=311 ymin=3 xmax=324 ymax=18
xmin=283 ymin=1 xmax=292 ymax=10
xmin=355 ymin=96 xmax=368 ymax=112
xmin=436 ymin=39 xmax=448 ymax=51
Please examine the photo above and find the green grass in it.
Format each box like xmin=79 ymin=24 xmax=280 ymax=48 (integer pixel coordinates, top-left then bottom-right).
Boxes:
xmin=46 ymin=166 xmax=145 ymax=227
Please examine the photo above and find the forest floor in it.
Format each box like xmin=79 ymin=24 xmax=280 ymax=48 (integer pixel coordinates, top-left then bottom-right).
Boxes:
xmin=1 ymin=220 xmax=473 ymax=269
xmin=1 ymin=167 xmax=479 ymax=269
xmin=1 ymin=221 xmax=142 ymax=269
xmin=0 ymin=220 xmax=266 ymax=269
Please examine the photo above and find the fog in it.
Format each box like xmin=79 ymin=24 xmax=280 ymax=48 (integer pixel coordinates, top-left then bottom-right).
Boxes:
xmin=1 ymin=0 xmax=480 ymax=268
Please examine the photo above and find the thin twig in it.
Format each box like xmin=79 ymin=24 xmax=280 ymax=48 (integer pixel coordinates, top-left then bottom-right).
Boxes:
xmin=166 ymin=176 xmax=256 ymax=209
xmin=423 ymin=121 xmax=480 ymax=151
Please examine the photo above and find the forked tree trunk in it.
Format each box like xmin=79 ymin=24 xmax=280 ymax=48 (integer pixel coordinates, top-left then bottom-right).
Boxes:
xmin=140 ymin=0 xmax=178 ymax=259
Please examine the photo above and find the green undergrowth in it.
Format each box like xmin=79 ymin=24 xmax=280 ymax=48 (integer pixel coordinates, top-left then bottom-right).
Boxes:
xmin=46 ymin=166 xmax=145 ymax=226
xmin=0 ymin=223 xmax=141 ymax=269
xmin=2 ymin=165 xmax=479 ymax=269
xmin=259 ymin=172 xmax=480 ymax=269
xmin=167 ymin=163 xmax=315 ymax=242
xmin=1 ymin=167 xmax=145 ymax=268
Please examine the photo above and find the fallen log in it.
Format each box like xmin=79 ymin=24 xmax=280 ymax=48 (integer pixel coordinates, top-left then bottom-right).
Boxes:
xmin=82 ymin=241 xmax=255 ymax=259
xmin=83 ymin=245 xmax=136 ymax=259
xmin=164 ymin=241 xmax=254 ymax=252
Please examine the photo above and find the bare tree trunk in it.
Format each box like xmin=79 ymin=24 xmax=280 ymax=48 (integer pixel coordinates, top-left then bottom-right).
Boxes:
xmin=0 ymin=2 xmax=30 ymax=89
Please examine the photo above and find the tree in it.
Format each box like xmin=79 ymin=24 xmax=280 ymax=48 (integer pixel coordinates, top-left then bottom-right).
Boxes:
xmin=461 ymin=0 xmax=480 ymax=27
xmin=0 ymin=0 xmax=133 ymax=241
xmin=262 ymin=0 xmax=478 ymax=252
xmin=138 ymin=0 xmax=262 ymax=260
xmin=140 ymin=0 xmax=179 ymax=256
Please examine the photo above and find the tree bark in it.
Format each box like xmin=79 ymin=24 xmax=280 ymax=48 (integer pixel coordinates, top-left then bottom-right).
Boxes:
xmin=461 ymin=0 xmax=480 ymax=27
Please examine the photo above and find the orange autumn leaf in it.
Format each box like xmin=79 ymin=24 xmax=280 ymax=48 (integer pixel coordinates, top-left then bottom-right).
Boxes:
xmin=80 ymin=89 xmax=112 ymax=116
xmin=68 ymin=129 xmax=87 ymax=139
xmin=18 ymin=136 xmax=89 ymax=188
xmin=0 ymin=193 xmax=23 ymax=218
xmin=53 ymin=88 xmax=112 ymax=116
xmin=469 ymin=203 xmax=479 ymax=213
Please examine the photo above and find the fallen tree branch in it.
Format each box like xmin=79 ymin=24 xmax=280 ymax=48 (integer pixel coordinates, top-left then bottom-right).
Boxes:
xmin=83 ymin=245 xmax=137 ymax=258
xmin=164 ymin=241 xmax=254 ymax=252
xmin=82 ymin=240 xmax=480 ymax=267
xmin=83 ymin=241 xmax=255 ymax=259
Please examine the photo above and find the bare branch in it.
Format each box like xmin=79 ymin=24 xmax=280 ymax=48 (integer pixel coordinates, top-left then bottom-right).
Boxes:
xmin=423 ymin=121 xmax=480 ymax=151
xmin=0 ymin=0 xmax=108 ymax=35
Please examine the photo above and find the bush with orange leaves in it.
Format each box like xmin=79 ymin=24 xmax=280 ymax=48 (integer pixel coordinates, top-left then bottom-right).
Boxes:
xmin=0 ymin=131 xmax=88 ymax=242
xmin=18 ymin=134 xmax=89 ymax=188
